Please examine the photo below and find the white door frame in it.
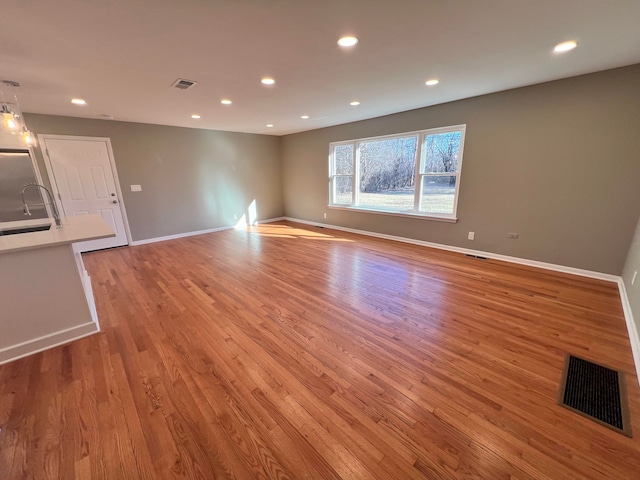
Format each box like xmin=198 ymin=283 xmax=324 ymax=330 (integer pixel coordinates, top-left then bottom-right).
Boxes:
xmin=38 ymin=134 xmax=133 ymax=246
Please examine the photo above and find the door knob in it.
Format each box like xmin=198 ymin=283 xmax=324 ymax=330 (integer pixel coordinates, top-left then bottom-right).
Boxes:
xmin=111 ymin=193 xmax=116 ymax=196
xmin=112 ymin=200 xmax=118 ymax=204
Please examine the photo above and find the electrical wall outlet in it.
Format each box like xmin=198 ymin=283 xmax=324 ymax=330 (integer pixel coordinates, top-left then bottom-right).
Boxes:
xmin=633 ymin=270 xmax=638 ymax=286
xmin=323 ymin=212 xmax=327 ymax=219
xmin=507 ymin=232 xmax=519 ymax=239
xmin=468 ymin=232 xmax=475 ymax=240
xmin=130 ymin=184 xmax=142 ymax=192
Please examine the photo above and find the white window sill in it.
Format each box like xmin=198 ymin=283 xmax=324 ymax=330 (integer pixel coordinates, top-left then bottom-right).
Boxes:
xmin=327 ymin=205 xmax=458 ymax=223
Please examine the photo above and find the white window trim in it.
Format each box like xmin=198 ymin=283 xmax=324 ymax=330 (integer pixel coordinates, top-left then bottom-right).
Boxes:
xmin=328 ymin=124 xmax=466 ymax=221
xmin=328 ymin=205 xmax=458 ymax=222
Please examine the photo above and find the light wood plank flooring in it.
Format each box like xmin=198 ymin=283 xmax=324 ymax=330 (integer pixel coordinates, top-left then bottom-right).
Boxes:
xmin=1 ymin=221 xmax=639 ymax=479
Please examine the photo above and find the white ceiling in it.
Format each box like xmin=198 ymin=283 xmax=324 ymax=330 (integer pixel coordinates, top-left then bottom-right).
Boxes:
xmin=2 ymin=0 xmax=640 ymax=136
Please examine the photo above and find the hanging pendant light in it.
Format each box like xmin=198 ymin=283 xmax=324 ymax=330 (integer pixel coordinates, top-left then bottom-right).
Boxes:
xmin=1 ymin=80 xmax=36 ymax=147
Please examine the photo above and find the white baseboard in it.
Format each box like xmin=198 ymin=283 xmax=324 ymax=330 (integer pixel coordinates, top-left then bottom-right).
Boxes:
xmin=0 ymin=322 xmax=100 ymax=366
xmin=129 ymin=216 xmax=286 ymax=246
xmin=130 ymin=225 xmax=234 ymax=246
xmin=618 ymin=280 xmax=640 ymax=384
xmin=280 ymin=217 xmax=619 ymax=282
xmin=259 ymin=216 xmax=286 ymax=223
xmin=279 ymin=216 xmax=640 ymax=384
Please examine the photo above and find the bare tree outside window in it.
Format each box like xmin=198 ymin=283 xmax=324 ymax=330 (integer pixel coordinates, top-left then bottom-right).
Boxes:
xmin=420 ymin=131 xmax=462 ymax=212
xmin=358 ymin=136 xmax=417 ymax=211
xmin=423 ymin=131 xmax=461 ymax=174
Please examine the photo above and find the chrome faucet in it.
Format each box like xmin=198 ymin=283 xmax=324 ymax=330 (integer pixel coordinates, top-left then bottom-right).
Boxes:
xmin=21 ymin=183 xmax=62 ymax=227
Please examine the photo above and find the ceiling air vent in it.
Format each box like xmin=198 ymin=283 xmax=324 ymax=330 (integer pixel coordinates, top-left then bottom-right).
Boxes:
xmin=171 ymin=78 xmax=197 ymax=90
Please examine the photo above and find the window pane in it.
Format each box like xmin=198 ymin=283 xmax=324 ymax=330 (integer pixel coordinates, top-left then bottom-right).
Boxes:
xmin=422 ymin=131 xmax=462 ymax=173
xmin=334 ymin=176 xmax=352 ymax=204
xmin=420 ymin=176 xmax=456 ymax=214
xmin=358 ymin=136 xmax=417 ymax=211
xmin=335 ymin=144 xmax=354 ymax=174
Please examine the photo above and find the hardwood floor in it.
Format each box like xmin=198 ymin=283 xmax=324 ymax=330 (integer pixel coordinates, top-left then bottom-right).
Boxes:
xmin=1 ymin=221 xmax=639 ymax=479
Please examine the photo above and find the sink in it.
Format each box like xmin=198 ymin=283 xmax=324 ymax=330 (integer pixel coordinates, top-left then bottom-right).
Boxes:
xmin=0 ymin=224 xmax=52 ymax=235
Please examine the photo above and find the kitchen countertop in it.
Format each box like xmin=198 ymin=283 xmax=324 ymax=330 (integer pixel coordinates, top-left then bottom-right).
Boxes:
xmin=0 ymin=215 xmax=115 ymax=254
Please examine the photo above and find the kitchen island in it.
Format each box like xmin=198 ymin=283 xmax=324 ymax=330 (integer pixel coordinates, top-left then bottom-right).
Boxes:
xmin=0 ymin=215 xmax=114 ymax=364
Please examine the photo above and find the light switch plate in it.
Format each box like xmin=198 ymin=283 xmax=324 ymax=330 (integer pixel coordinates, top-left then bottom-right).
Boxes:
xmin=130 ymin=185 xmax=142 ymax=192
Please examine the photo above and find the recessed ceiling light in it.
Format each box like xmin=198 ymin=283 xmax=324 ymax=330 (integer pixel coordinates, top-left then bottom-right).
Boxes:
xmin=425 ymin=79 xmax=439 ymax=86
xmin=266 ymin=124 xmax=274 ymax=128
xmin=191 ymin=114 xmax=201 ymax=119
xmin=554 ymin=40 xmax=578 ymax=53
xmin=301 ymin=115 xmax=309 ymax=119
xmin=350 ymin=101 xmax=360 ymax=106
xmin=71 ymin=98 xmax=87 ymax=105
xmin=261 ymin=77 xmax=275 ymax=85
xmin=221 ymin=99 xmax=232 ymax=105
xmin=338 ymin=36 xmax=358 ymax=47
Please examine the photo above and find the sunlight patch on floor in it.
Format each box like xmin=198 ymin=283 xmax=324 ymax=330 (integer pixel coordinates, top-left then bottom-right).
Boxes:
xmin=245 ymin=224 xmax=354 ymax=242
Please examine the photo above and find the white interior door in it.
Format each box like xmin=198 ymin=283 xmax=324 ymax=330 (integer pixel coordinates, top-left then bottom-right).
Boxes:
xmin=41 ymin=136 xmax=129 ymax=252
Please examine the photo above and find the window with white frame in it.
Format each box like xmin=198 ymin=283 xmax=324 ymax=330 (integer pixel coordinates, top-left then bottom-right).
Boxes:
xmin=329 ymin=125 xmax=466 ymax=220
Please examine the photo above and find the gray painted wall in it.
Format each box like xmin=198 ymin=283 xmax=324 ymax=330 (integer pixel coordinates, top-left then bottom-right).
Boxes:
xmin=24 ymin=114 xmax=283 ymax=242
xmin=281 ymin=65 xmax=640 ymax=275
xmin=623 ymin=216 xmax=640 ymax=335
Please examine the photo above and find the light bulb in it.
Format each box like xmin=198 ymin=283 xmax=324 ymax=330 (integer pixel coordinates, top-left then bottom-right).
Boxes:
xmin=21 ymin=130 xmax=37 ymax=146
xmin=3 ymin=112 xmax=20 ymax=132
xmin=338 ymin=36 xmax=358 ymax=47
xmin=554 ymin=41 xmax=578 ymax=53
